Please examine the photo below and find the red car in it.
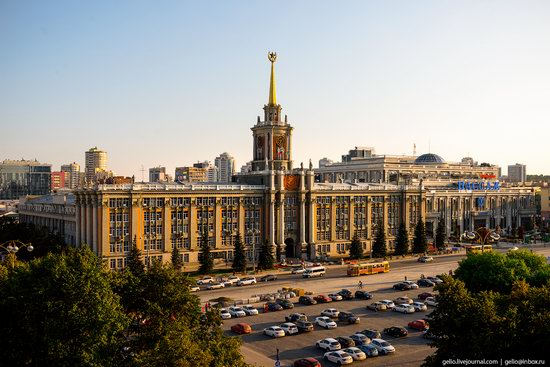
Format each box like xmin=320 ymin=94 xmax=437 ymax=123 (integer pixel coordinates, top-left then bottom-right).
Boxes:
xmin=313 ymin=295 xmax=332 ymax=303
xmin=294 ymin=358 xmax=321 ymax=367
xmin=418 ymin=292 xmax=435 ymax=300
xmin=408 ymin=319 xmax=429 ymax=331
xmin=231 ymin=323 xmax=252 ymax=334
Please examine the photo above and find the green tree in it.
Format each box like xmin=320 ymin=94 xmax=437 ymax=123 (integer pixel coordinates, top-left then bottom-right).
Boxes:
xmin=257 ymin=239 xmax=274 ymax=270
xmin=371 ymin=221 xmax=387 ymax=258
xmin=171 ymin=244 xmax=183 ymax=271
xmin=126 ymin=237 xmax=145 ymax=276
xmin=0 ymin=247 xmax=129 ymax=366
xmin=349 ymin=232 xmax=363 ymax=259
xmin=198 ymin=227 xmax=213 ymax=274
xmin=232 ymin=232 xmax=247 ymax=273
xmin=413 ymin=218 xmax=428 ymax=254
xmin=394 ymin=222 xmax=409 ymax=256
xmin=435 ymin=217 xmax=446 ymax=250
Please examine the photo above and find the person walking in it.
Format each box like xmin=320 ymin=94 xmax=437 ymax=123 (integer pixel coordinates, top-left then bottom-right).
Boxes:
xmin=359 ymin=281 xmax=363 ymax=289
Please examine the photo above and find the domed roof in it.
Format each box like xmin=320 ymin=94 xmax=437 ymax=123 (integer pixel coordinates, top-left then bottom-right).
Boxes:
xmin=415 ymin=153 xmax=445 ymax=164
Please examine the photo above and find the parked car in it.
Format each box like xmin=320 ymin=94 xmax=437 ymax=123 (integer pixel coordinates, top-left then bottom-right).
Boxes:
xmin=276 ymin=299 xmax=294 ymax=309
xmin=260 ymin=274 xmax=277 ymax=282
xmin=299 ymin=295 xmax=317 ymax=305
xmin=286 ymin=313 xmax=307 ymax=322
xmin=418 ymin=255 xmax=434 ymax=263
xmin=207 ymin=282 xmax=225 ymax=290
xmin=379 ymin=300 xmax=396 ymax=309
xmin=393 ymin=304 xmax=415 ymax=314
xmin=342 ymin=347 xmax=367 ymax=361
xmin=384 ymin=326 xmax=408 ymax=337
xmin=231 ymin=323 xmax=252 ymax=334
xmin=355 ymin=290 xmax=373 ymax=299
xmin=359 ymin=329 xmax=381 ymax=340
xmin=422 ymin=329 xmax=442 ymax=341
xmin=328 ymin=293 xmax=343 ymax=301
xmin=224 ymin=275 xmax=240 ymax=285
xmin=279 ymin=322 xmax=299 ymax=335
xmin=190 ymin=286 xmax=200 ymax=292
xmin=264 ymin=326 xmax=285 ymax=338
xmin=425 ymin=297 xmax=438 ymax=307
xmin=265 ymin=302 xmax=283 ymax=312
xmin=315 ymin=316 xmax=337 ymax=329
xmin=412 ymin=302 xmax=428 ymax=312
xmin=408 ymin=319 xmax=429 ymax=331
xmin=335 ymin=336 xmax=355 ymax=348
xmin=349 ymin=333 xmax=371 ymax=346
xmin=402 ymin=280 xmax=420 ymax=289
xmin=293 ymin=358 xmax=321 ymax=367
xmin=321 ymin=308 xmax=340 ymax=318
xmin=417 ymin=279 xmax=436 ymax=287
xmin=394 ymin=296 xmax=413 ymax=305
xmin=237 ymin=277 xmax=257 ymax=286
xmin=370 ymin=339 xmax=396 ymax=355
xmin=228 ymin=306 xmax=246 ymax=318
xmin=337 ymin=289 xmax=354 ymax=300
xmin=242 ymin=305 xmax=259 ymax=316
xmin=393 ymin=282 xmax=412 ymax=291
xmin=418 ymin=292 xmax=435 ymax=300
xmin=366 ymin=302 xmax=388 ymax=311
xmin=314 ymin=294 xmax=333 ymax=303
xmin=427 ymin=276 xmax=443 ymax=284
xmin=358 ymin=343 xmax=379 ymax=357
xmin=295 ymin=320 xmax=314 ymax=332
xmin=323 ymin=351 xmax=353 ymax=365
xmin=316 ymin=338 xmax=341 ymax=351
xmin=220 ymin=308 xmax=231 ymax=319
xmin=338 ymin=311 xmax=360 ymax=324
xmin=291 ymin=267 xmax=306 ymax=274
xmin=196 ymin=276 xmax=215 ymax=285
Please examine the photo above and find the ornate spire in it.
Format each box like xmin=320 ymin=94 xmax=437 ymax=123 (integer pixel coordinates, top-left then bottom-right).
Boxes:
xmin=268 ymin=51 xmax=277 ymax=106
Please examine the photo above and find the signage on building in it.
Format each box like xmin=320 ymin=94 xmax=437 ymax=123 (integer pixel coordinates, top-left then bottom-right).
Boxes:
xmin=457 ymin=181 xmax=500 ymax=191
xmin=479 ymin=173 xmax=496 ymax=179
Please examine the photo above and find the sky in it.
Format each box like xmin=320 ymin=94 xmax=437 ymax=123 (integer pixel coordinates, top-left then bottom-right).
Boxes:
xmin=1 ymin=1 xmax=549 ymax=178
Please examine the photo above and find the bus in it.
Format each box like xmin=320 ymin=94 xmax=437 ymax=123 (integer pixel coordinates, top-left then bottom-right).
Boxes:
xmin=464 ymin=244 xmax=493 ymax=254
xmin=302 ymin=266 xmax=326 ymax=278
xmin=346 ymin=261 xmax=390 ymax=277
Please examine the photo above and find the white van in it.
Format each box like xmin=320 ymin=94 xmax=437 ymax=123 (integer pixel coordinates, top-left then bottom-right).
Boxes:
xmin=302 ymin=266 xmax=326 ymax=278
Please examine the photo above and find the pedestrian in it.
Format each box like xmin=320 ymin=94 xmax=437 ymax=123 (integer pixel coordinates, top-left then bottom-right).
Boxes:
xmin=405 ymin=276 xmax=408 ymax=281
xmin=264 ymin=303 xmax=268 ymax=313
xmin=421 ymin=274 xmax=425 ymax=279
xmin=359 ymin=281 xmax=363 ymax=289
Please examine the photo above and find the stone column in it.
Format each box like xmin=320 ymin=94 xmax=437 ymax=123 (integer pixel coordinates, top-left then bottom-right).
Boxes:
xmin=279 ymin=192 xmax=286 ymax=257
xmin=308 ymin=195 xmax=316 ymax=260
xmin=269 ymin=195 xmax=276 ymax=248
xmin=92 ymin=197 xmax=98 ymax=253
xmin=75 ymin=196 xmax=81 ymax=247
xmin=80 ymin=201 xmax=86 ymax=246
xmin=349 ymin=197 xmax=355 ymax=240
xmin=100 ymin=198 xmax=109 ymax=257
xmin=214 ymin=199 xmax=221 ymax=249
xmin=131 ymin=196 xmax=142 ymax=250
xmin=86 ymin=197 xmax=93 ymax=246
xmin=163 ymin=199 xmax=171 ymax=255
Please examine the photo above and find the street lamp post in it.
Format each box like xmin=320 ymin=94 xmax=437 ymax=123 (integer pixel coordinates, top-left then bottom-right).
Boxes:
xmin=247 ymin=228 xmax=259 ymax=273
xmin=0 ymin=240 xmax=34 ymax=269
xmin=461 ymin=227 xmax=500 ymax=252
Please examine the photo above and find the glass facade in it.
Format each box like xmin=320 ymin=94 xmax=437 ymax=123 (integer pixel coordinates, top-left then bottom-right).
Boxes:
xmin=0 ymin=161 xmax=51 ymax=199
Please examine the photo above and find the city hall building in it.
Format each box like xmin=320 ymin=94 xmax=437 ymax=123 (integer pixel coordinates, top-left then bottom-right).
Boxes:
xmin=19 ymin=53 xmax=537 ymax=270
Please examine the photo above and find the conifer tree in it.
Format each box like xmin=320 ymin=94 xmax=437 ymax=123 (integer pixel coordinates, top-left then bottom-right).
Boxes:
xmin=198 ymin=227 xmax=213 ymax=274
xmin=413 ymin=218 xmax=428 ymax=254
xmin=232 ymin=232 xmax=247 ymax=273
xmin=371 ymin=221 xmax=387 ymax=258
xmin=171 ymin=244 xmax=183 ymax=271
xmin=257 ymin=239 xmax=274 ymax=270
xmin=349 ymin=232 xmax=363 ymax=259
xmin=394 ymin=222 xmax=409 ymax=256
xmin=435 ymin=217 xmax=446 ymax=250
xmin=126 ymin=236 xmax=145 ymax=276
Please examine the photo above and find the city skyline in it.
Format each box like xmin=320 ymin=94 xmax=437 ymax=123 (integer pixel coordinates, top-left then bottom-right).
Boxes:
xmin=2 ymin=1 xmax=549 ymax=177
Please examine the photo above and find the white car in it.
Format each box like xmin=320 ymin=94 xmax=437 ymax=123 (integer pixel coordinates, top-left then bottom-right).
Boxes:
xmin=393 ymin=304 xmax=415 ymax=314
xmin=402 ymin=281 xmax=420 ymax=289
xmin=418 ymin=256 xmax=434 ymax=263
xmin=412 ymin=302 xmax=428 ymax=311
xmin=242 ymin=305 xmax=259 ymax=316
xmin=394 ymin=296 xmax=413 ymax=305
xmin=263 ymin=326 xmax=285 ymax=338
xmin=425 ymin=297 xmax=438 ymax=307
xmin=379 ymin=300 xmax=396 ymax=309
xmin=342 ymin=347 xmax=367 ymax=361
xmin=323 ymin=350 xmax=353 ymax=365
xmin=206 ymin=282 xmax=225 ymax=290
xmin=190 ymin=286 xmax=200 ymax=292
xmin=291 ymin=267 xmax=305 ymax=274
xmin=279 ymin=322 xmax=299 ymax=335
xmin=220 ymin=308 xmax=231 ymax=319
xmin=370 ymin=339 xmax=396 ymax=355
xmin=321 ymin=308 xmax=340 ymax=318
xmin=228 ymin=306 xmax=246 ymax=318
xmin=316 ymin=338 xmax=341 ymax=351
xmin=315 ymin=316 xmax=338 ymax=329
xmin=237 ymin=277 xmax=257 ymax=286
xmin=196 ymin=276 xmax=215 ymax=285
xmin=224 ymin=275 xmax=240 ymax=285
xmin=328 ymin=293 xmax=343 ymax=301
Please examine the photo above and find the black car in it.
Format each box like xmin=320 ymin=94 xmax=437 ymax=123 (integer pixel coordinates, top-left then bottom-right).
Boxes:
xmin=338 ymin=311 xmax=360 ymax=324
xmin=298 ymin=296 xmax=317 ymax=305
xmin=417 ymin=279 xmax=435 ymax=287
xmin=355 ymin=290 xmax=373 ymax=299
xmin=276 ymin=299 xmax=294 ymax=309
xmin=260 ymin=274 xmax=277 ymax=282
xmin=266 ymin=302 xmax=283 ymax=312
xmin=285 ymin=313 xmax=307 ymax=323
xmin=335 ymin=336 xmax=356 ymax=348
xmin=384 ymin=326 xmax=408 ymax=337
xmin=359 ymin=328 xmax=381 ymax=339
xmin=295 ymin=320 xmax=314 ymax=332
xmin=392 ymin=282 xmax=412 ymax=291
xmin=337 ymin=289 xmax=354 ymax=300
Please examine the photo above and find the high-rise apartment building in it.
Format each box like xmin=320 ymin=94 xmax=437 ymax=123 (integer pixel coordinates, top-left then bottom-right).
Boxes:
xmin=215 ymin=153 xmax=235 ymax=182
xmin=508 ymin=164 xmax=527 ymax=183
xmin=149 ymin=166 xmax=167 ymax=182
xmin=85 ymin=147 xmax=107 ymax=183
xmin=51 ymin=171 xmax=69 ymax=190
xmin=175 ymin=166 xmax=208 ymax=183
xmin=0 ymin=159 xmax=52 ymax=199
xmin=61 ymin=162 xmax=81 ymax=189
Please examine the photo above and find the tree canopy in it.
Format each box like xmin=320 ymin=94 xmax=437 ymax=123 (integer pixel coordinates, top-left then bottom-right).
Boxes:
xmin=232 ymin=232 xmax=247 ymax=273
xmin=413 ymin=218 xmax=428 ymax=254
xmin=434 ymin=217 xmax=446 ymax=250
xmin=198 ymin=227 xmax=213 ymax=274
xmin=371 ymin=221 xmax=386 ymax=258
xmin=349 ymin=232 xmax=363 ymax=259
xmin=394 ymin=222 xmax=409 ymax=256
xmin=257 ymin=239 xmax=274 ymax=270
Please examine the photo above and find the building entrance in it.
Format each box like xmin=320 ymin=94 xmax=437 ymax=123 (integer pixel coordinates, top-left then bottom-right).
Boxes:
xmin=285 ymin=238 xmax=295 ymax=258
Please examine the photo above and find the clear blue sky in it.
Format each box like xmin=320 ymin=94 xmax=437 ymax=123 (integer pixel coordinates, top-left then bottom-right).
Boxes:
xmin=1 ymin=1 xmax=549 ymax=177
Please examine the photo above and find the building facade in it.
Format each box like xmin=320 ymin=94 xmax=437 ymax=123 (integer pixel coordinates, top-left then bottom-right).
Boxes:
xmin=508 ymin=164 xmax=527 ymax=183
xmin=215 ymin=152 xmax=235 ymax=182
xmin=61 ymin=162 xmax=81 ymax=189
xmin=149 ymin=166 xmax=168 ymax=183
xmin=0 ymin=159 xmax=52 ymax=199
xmin=85 ymin=147 xmax=108 ymax=183
xmin=51 ymin=171 xmax=69 ymax=190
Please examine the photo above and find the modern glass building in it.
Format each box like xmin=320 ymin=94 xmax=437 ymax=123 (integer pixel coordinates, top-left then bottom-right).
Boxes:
xmin=0 ymin=159 xmax=52 ymax=199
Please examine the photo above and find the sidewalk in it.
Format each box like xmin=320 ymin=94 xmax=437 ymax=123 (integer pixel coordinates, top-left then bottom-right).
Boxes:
xmin=241 ymin=344 xmax=276 ymax=367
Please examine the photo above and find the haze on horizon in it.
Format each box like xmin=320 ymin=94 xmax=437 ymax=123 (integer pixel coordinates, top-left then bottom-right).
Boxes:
xmin=1 ymin=1 xmax=549 ymax=177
